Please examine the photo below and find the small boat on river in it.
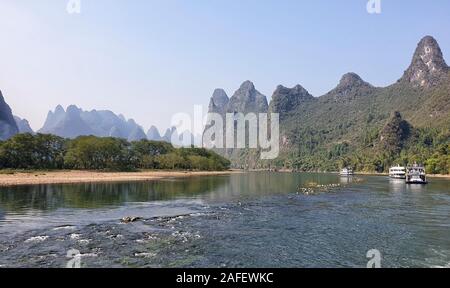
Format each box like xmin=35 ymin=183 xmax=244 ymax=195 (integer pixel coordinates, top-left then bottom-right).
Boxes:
xmin=389 ymin=165 xmax=406 ymax=179
xmin=406 ymin=164 xmax=428 ymax=184
xmin=340 ymin=167 xmax=354 ymax=176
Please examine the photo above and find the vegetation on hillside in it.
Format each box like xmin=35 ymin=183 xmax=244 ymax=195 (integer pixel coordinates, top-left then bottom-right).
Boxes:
xmin=0 ymin=134 xmax=230 ymax=171
xmin=227 ymin=79 xmax=450 ymax=174
xmin=267 ymin=112 xmax=449 ymax=174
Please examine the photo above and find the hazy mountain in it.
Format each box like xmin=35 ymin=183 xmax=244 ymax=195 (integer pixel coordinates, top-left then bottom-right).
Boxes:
xmin=0 ymin=90 xmax=19 ymax=140
xmin=39 ymin=105 xmax=94 ymax=139
xmin=226 ymin=81 xmax=268 ymax=114
xmin=162 ymin=127 xmax=177 ymax=143
xmin=160 ymin=126 xmax=196 ymax=147
xmin=41 ymin=105 xmax=65 ymax=133
xmin=204 ymin=81 xmax=269 ymax=166
xmin=147 ymin=126 xmax=162 ymax=141
xmin=14 ymin=116 xmax=34 ymax=134
xmin=39 ymin=105 xmax=188 ymax=144
xmin=127 ymin=121 xmax=147 ymax=142
xmin=208 ymin=89 xmax=229 ymax=114
xmin=39 ymin=105 xmax=147 ymax=141
xmin=206 ymin=80 xmax=269 ymax=119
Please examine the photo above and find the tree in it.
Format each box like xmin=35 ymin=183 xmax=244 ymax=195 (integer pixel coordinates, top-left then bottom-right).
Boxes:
xmin=64 ymin=136 xmax=132 ymax=170
xmin=0 ymin=134 xmax=230 ymax=172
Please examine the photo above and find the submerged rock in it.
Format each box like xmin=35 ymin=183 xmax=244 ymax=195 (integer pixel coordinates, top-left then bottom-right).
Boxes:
xmin=121 ymin=217 xmax=143 ymax=224
xmin=298 ymin=183 xmax=342 ymax=195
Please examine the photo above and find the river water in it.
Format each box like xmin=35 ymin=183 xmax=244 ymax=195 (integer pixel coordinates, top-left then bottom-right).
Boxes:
xmin=0 ymin=172 xmax=449 ymax=268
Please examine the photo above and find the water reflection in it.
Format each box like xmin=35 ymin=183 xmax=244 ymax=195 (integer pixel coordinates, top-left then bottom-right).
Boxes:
xmin=389 ymin=178 xmax=406 ymax=193
xmin=0 ymin=176 xmax=229 ymax=213
xmin=205 ymin=172 xmax=340 ymax=201
xmin=1 ymin=172 xmax=448 ymax=221
xmin=406 ymin=183 xmax=429 ymax=194
xmin=0 ymin=173 xmax=343 ymax=215
xmin=0 ymin=173 xmax=449 ymax=267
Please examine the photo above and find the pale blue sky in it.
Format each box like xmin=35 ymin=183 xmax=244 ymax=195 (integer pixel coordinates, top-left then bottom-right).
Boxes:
xmin=0 ymin=0 xmax=449 ymax=131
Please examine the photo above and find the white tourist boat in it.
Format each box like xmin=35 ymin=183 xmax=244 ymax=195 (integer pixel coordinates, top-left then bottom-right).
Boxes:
xmin=340 ymin=167 xmax=354 ymax=176
xmin=406 ymin=164 xmax=428 ymax=184
xmin=389 ymin=165 xmax=406 ymax=179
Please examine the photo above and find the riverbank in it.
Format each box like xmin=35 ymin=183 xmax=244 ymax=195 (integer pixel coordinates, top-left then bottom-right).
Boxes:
xmin=355 ymin=172 xmax=450 ymax=178
xmin=250 ymin=169 xmax=450 ymax=178
xmin=428 ymin=174 xmax=450 ymax=178
xmin=0 ymin=170 xmax=447 ymax=187
xmin=0 ymin=170 xmax=238 ymax=187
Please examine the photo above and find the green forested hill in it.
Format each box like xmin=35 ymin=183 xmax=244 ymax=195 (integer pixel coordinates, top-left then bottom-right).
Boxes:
xmin=218 ymin=36 xmax=450 ymax=174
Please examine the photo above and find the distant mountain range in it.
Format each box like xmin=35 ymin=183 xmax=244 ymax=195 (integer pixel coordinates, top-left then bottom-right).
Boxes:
xmin=0 ymin=100 xmax=192 ymax=145
xmin=38 ymin=105 xmax=147 ymax=141
xmin=37 ymin=105 xmax=195 ymax=144
xmin=14 ymin=116 xmax=34 ymax=134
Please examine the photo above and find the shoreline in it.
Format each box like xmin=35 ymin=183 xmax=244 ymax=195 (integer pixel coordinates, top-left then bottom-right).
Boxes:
xmin=427 ymin=174 xmax=450 ymax=178
xmin=0 ymin=169 xmax=447 ymax=187
xmin=252 ymin=169 xmax=450 ymax=179
xmin=0 ymin=170 xmax=239 ymax=187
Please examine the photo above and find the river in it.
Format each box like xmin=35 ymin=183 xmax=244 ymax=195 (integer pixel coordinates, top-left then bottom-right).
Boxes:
xmin=0 ymin=172 xmax=449 ymax=268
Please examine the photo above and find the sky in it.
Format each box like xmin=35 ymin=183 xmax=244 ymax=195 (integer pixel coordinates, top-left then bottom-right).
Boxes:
xmin=0 ymin=0 xmax=449 ymax=132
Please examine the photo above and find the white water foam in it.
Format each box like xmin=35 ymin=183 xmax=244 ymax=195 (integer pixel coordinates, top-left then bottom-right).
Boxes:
xmin=24 ymin=236 xmax=49 ymax=243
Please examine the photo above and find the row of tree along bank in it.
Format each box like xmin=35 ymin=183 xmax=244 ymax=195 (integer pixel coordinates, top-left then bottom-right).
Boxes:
xmin=0 ymin=134 xmax=231 ymax=171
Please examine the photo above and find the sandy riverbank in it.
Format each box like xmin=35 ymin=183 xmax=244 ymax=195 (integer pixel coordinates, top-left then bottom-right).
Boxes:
xmin=0 ymin=170 xmax=239 ymax=187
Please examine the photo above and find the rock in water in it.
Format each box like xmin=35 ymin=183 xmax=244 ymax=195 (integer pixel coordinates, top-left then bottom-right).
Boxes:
xmin=121 ymin=217 xmax=143 ymax=224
